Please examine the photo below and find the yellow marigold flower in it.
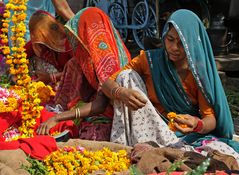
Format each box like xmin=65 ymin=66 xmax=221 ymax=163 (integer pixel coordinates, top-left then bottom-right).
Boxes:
xmin=18 ymin=5 xmax=27 ymax=11
xmin=17 ymin=13 xmax=27 ymax=20
xmin=3 ymin=11 xmax=11 ymax=18
xmin=33 ymin=98 xmax=41 ymax=104
xmin=6 ymin=55 xmax=13 ymax=59
xmin=0 ymin=34 xmax=6 ymax=39
xmin=21 ymin=134 xmax=28 ymax=139
xmin=16 ymin=32 xmax=25 ymax=38
xmin=19 ymin=58 xmax=27 ymax=64
xmin=11 ymin=47 xmax=18 ymax=52
xmin=17 ymin=47 xmax=25 ymax=52
xmin=17 ymin=80 xmax=23 ymax=85
xmin=5 ymin=3 xmax=14 ymax=9
xmin=22 ymin=69 xmax=29 ymax=74
xmin=6 ymin=59 xmax=13 ymax=65
xmin=12 ymin=16 xmax=17 ymax=23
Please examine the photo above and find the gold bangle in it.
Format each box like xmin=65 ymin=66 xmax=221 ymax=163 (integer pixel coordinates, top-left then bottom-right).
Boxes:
xmin=75 ymin=108 xmax=81 ymax=119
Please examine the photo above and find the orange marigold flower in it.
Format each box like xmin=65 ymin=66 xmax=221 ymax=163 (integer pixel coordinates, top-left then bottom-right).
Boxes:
xmin=167 ymin=112 xmax=177 ymax=120
xmin=1 ymin=28 xmax=8 ymax=33
xmin=6 ymin=59 xmax=13 ymax=65
xmin=1 ymin=38 xmax=9 ymax=44
xmin=167 ymin=112 xmax=189 ymax=132
xmin=3 ymin=48 xmax=11 ymax=55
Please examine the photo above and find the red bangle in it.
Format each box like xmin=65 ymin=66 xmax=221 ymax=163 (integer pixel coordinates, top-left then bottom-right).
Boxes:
xmin=193 ymin=119 xmax=203 ymax=133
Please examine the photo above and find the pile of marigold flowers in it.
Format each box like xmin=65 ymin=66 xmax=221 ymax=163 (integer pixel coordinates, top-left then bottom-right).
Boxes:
xmin=44 ymin=146 xmax=131 ymax=175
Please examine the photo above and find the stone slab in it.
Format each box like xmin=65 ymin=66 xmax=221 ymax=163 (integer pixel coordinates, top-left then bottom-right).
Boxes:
xmin=218 ymin=71 xmax=239 ymax=88
xmin=215 ymin=54 xmax=239 ymax=71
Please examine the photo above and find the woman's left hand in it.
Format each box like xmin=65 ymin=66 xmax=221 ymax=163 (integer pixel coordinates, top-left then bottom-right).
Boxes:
xmin=173 ymin=114 xmax=199 ymax=134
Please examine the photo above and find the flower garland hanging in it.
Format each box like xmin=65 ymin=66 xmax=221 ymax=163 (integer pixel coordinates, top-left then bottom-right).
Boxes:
xmin=0 ymin=0 xmax=55 ymax=140
xmin=1 ymin=0 xmax=29 ymax=85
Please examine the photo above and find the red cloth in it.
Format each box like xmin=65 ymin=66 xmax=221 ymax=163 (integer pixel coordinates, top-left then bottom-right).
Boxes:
xmin=0 ymin=108 xmax=78 ymax=160
xmin=25 ymin=41 xmax=35 ymax=59
xmin=148 ymin=171 xmax=232 ymax=175
xmin=0 ymin=136 xmax=57 ymax=160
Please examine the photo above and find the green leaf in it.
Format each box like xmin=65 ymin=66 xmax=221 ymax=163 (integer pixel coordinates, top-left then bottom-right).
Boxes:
xmin=21 ymin=157 xmax=48 ymax=175
xmin=166 ymin=160 xmax=185 ymax=175
xmin=129 ymin=165 xmax=144 ymax=175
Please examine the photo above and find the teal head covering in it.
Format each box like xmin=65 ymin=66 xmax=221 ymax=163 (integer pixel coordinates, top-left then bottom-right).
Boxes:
xmin=146 ymin=9 xmax=234 ymax=139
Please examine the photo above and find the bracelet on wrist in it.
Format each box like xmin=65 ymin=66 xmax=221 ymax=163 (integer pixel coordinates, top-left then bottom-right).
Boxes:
xmin=75 ymin=108 xmax=81 ymax=119
xmin=111 ymin=86 xmax=122 ymax=99
xmin=193 ymin=119 xmax=203 ymax=133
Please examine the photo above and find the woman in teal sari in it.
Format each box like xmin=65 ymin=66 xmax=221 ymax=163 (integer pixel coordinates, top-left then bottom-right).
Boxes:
xmin=102 ymin=9 xmax=239 ymax=162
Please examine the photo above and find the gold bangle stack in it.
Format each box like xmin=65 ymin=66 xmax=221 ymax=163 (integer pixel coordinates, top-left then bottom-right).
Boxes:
xmin=75 ymin=108 xmax=81 ymax=119
xmin=111 ymin=87 xmax=122 ymax=99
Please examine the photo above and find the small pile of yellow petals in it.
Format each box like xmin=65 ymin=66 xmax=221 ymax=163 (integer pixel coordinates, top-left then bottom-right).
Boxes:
xmin=0 ymin=87 xmax=21 ymax=113
xmin=50 ymin=131 xmax=61 ymax=136
xmin=44 ymin=147 xmax=130 ymax=175
xmin=167 ymin=112 xmax=188 ymax=132
xmin=0 ymin=97 xmax=20 ymax=113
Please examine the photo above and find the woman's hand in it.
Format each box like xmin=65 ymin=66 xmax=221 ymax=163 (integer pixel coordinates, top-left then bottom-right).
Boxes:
xmin=37 ymin=115 xmax=59 ymax=135
xmin=119 ymin=88 xmax=147 ymax=110
xmin=33 ymin=71 xmax=51 ymax=84
xmin=173 ymin=114 xmax=199 ymax=134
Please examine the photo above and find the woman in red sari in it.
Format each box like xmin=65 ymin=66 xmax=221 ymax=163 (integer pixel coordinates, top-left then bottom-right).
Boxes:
xmin=29 ymin=8 xmax=131 ymax=141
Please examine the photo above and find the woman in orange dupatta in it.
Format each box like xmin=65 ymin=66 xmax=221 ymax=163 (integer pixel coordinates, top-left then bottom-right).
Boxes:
xmin=35 ymin=7 xmax=131 ymax=141
xmin=26 ymin=10 xmax=73 ymax=80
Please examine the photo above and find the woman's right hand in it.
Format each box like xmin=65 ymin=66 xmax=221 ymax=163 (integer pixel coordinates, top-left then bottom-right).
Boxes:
xmin=37 ymin=115 xmax=59 ymax=135
xmin=119 ymin=88 xmax=147 ymax=110
xmin=33 ymin=71 xmax=51 ymax=84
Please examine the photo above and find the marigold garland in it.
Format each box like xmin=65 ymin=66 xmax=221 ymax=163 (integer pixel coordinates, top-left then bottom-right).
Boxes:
xmin=1 ymin=0 xmax=29 ymax=83
xmin=44 ymin=146 xmax=130 ymax=175
xmin=0 ymin=0 xmax=55 ymax=140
